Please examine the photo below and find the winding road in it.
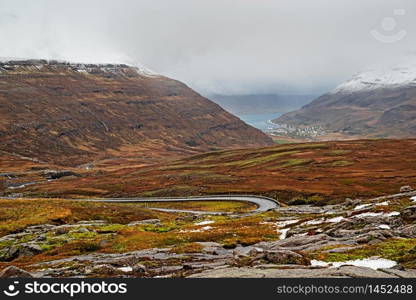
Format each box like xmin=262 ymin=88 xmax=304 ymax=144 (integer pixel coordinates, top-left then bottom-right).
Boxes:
xmin=80 ymin=195 xmax=279 ymax=215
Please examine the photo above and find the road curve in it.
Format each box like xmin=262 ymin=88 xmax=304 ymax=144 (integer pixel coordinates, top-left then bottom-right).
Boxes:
xmin=79 ymin=195 xmax=279 ymax=215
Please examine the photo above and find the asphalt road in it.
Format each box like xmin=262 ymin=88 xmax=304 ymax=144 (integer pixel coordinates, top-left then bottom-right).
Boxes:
xmin=80 ymin=195 xmax=279 ymax=215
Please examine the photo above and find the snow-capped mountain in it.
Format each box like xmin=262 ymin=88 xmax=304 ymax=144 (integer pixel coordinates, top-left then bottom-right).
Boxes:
xmin=331 ymin=59 xmax=416 ymax=94
xmin=274 ymin=58 xmax=416 ymax=138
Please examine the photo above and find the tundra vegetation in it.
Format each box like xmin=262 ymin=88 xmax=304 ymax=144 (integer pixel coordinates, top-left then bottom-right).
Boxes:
xmin=1 ymin=139 xmax=416 ymax=277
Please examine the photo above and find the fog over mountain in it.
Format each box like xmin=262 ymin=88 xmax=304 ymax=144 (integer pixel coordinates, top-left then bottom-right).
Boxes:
xmin=1 ymin=0 xmax=416 ymax=95
xmin=209 ymin=94 xmax=317 ymax=115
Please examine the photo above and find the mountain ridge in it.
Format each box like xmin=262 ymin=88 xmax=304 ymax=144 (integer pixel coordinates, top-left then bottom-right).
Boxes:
xmin=274 ymin=60 xmax=416 ymax=138
xmin=0 ymin=59 xmax=273 ymax=166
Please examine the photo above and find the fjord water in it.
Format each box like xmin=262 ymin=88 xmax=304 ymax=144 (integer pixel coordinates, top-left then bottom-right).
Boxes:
xmin=238 ymin=112 xmax=282 ymax=131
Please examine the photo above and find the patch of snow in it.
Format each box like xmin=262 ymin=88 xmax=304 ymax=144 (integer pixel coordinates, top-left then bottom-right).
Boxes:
xmin=385 ymin=211 xmax=400 ymax=217
xmin=378 ymin=224 xmax=391 ymax=230
xmin=272 ymin=219 xmax=299 ymax=239
xmin=353 ymin=212 xmax=383 ymax=218
xmin=275 ymin=219 xmax=299 ymax=228
xmin=7 ymin=182 xmax=37 ymax=189
xmin=375 ymin=201 xmax=389 ymax=206
xmin=195 ymin=220 xmax=214 ymax=226
xmin=326 ymin=216 xmax=346 ymax=223
xmin=118 ymin=267 xmax=133 ymax=272
xmin=134 ymin=65 xmax=159 ymax=77
xmin=304 ymin=218 xmax=325 ymax=225
xmin=353 ymin=211 xmax=400 ymax=218
xmin=331 ymin=58 xmax=416 ymax=94
xmin=279 ymin=228 xmax=290 ymax=240
xmin=354 ymin=204 xmax=372 ymax=210
xmin=311 ymin=258 xmax=397 ymax=270
xmin=180 ymin=225 xmax=213 ymax=233
xmin=411 ymin=196 xmax=416 ymax=203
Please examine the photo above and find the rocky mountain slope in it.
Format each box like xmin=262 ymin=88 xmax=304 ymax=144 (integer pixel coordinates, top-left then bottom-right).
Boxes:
xmin=0 ymin=60 xmax=272 ymax=166
xmin=274 ymin=60 xmax=416 ymax=138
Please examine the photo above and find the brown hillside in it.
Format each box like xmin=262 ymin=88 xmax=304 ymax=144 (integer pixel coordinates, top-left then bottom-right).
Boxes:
xmin=0 ymin=60 xmax=272 ymax=166
xmin=16 ymin=139 xmax=416 ymax=203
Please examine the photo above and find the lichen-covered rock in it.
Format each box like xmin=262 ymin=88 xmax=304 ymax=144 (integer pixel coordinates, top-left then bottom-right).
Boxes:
xmin=399 ymin=224 xmax=416 ymax=238
xmin=19 ymin=243 xmax=43 ymax=257
xmin=2 ymin=243 xmax=43 ymax=261
xmin=402 ymin=206 xmax=416 ymax=221
xmin=0 ymin=266 xmax=33 ymax=278
xmin=187 ymin=265 xmax=415 ymax=278
xmin=400 ymin=186 xmax=413 ymax=193
xmin=265 ymin=250 xmax=309 ymax=265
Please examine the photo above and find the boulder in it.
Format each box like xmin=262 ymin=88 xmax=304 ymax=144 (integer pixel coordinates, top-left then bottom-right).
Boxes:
xmin=4 ymin=246 xmax=19 ymax=261
xmin=399 ymin=224 xmax=416 ymax=238
xmin=175 ymin=215 xmax=198 ymax=222
xmin=258 ymin=234 xmax=333 ymax=251
xmin=328 ymin=216 xmax=401 ymax=233
xmin=0 ymin=266 xmax=33 ymax=278
xmin=98 ymin=240 xmax=112 ymax=248
xmin=362 ymin=229 xmax=392 ymax=240
xmin=54 ymin=226 xmax=72 ymax=235
xmin=264 ymin=250 xmax=309 ymax=265
xmin=402 ymin=206 xmax=416 ymax=221
xmin=197 ymin=242 xmax=228 ymax=255
xmin=323 ymin=245 xmax=364 ymax=253
xmin=3 ymin=243 xmax=43 ymax=261
xmin=72 ymin=227 xmax=90 ymax=233
xmin=20 ymin=243 xmax=43 ymax=258
xmin=400 ymin=186 xmax=413 ymax=193
xmin=233 ymin=246 xmax=264 ymax=259
xmin=89 ymin=264 xmax=118 ymax=276
xmin=287 ymin=198 xmax=308 ymax=205
xmin=344 ymin=198 xmax=361 ymax=207
xmin=233 ymin=246 xmax=265 ymax=266
xmin=132 ymin=264 xmax=147 ymax=274
xmin=36 ymin=234 xmax=47 ymax=241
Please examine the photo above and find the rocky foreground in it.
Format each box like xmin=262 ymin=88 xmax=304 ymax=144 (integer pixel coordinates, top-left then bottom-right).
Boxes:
xmin=1 ymin=187 xmax=416 ymax=278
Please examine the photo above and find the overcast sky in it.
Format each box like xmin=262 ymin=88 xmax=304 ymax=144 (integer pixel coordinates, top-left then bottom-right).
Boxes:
xmin=1 ymin=0 xmax=415 ymax=95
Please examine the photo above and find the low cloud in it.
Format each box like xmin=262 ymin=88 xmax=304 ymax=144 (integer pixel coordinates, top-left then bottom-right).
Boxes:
xmin=1 ymin=0 xmax=415 ymax=95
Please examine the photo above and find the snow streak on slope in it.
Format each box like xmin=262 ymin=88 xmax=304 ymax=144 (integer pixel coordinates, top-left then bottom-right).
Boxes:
xmin=0 ymin=57 xmax=159 ymax=77
xmin=331 ymin=59 xmax=416 ymax=94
